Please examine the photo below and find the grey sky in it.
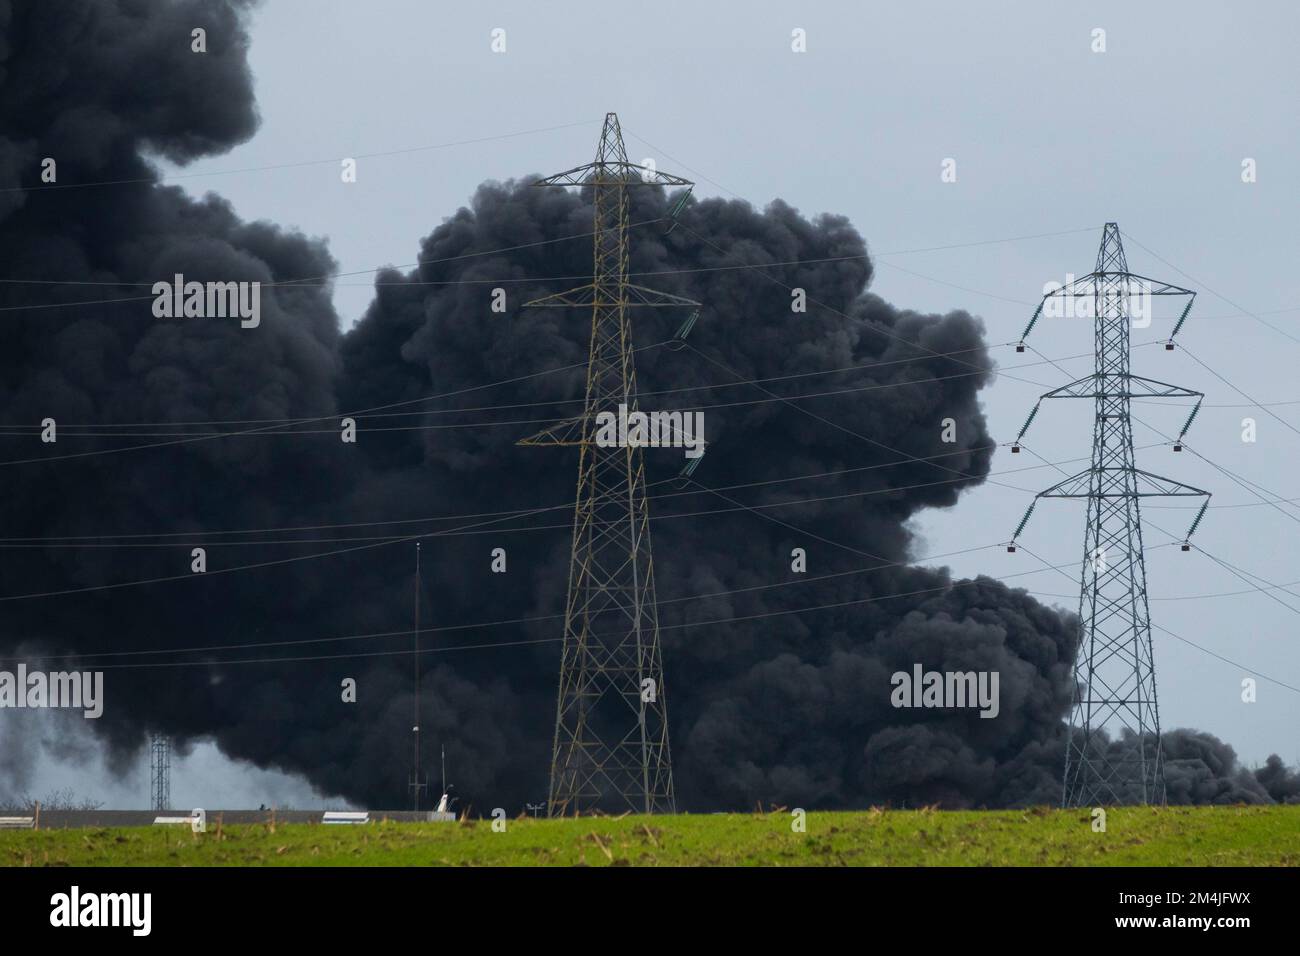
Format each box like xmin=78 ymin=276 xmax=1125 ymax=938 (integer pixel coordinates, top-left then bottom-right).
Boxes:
xmin=23 ymin=0 xmax=1298 ymax=806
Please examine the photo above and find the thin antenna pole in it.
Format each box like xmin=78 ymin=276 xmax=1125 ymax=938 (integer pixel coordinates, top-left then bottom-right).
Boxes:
xmin=441 ymin=744 xmax=446 ymax=797
xmin=411 ymin=542 xmax=422 ymax=810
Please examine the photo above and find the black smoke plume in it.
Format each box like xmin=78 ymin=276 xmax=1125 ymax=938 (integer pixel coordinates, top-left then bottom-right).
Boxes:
xmin=0 ymin=0 xmax=1290 ymax=810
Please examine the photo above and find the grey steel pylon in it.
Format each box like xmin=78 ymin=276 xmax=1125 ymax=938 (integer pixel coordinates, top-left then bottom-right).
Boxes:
xmin=521 ymin=114 xmax=699 ymax=816
xmin=1009 ymin=223 xmax=1211 ymax=807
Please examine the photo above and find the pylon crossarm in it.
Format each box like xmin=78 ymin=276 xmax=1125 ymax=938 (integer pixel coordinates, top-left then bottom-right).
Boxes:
xmin=1016 ymin=272 xmax=1181 ymax=348
xmin=1041 ymin=270 xmax=1102 ymax=298
xmin=623 ymin=284 xmax=700 ymax=308
xmin=1112 ymin=272 xmax=1196 ymax=298
xmin=517 ymin=415 xmax=586 ymax=447
xmin=1035 ymin=374 xmax=1202 ymax=401
xmin=1128 ymin=468 xmax=1209 ymax=498
xmin=1035 ymin=468 xmax=1209 ymax=499
xmin=531 ymin=164 xmax=601 ymax=188
xmin=523 ymin=284 xmax=597 ymax=308
xmin=533 ymin=162 xmax=693 ymax=189
xmin=1031 ymin=469 xmax=1094 ymax=499
xmin=1042 ymin=270 xmax=1192 ymax=299
xmin=1122 ymin=375 xmax=1202 ymax=399
xmin=1038 ymin=374 xmax=1098 ymax=400
xmin=523 ymin=284 xmax=698 ymax=310
xmin=601 ymin=162 xmax=692 ymax=187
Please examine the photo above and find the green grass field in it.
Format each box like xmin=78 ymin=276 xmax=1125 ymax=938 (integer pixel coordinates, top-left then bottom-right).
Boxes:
xmin=3 ymin=805 xmax=1296 ymax=867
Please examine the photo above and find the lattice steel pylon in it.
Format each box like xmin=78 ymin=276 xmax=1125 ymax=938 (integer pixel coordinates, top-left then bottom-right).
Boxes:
xmin=1008 ymin=223 xmax=1211 ymax=807
xmin=149 ymin=732 xmax=171 ymax=811
xmin=520 ymin=113 xmax=699 ymax=816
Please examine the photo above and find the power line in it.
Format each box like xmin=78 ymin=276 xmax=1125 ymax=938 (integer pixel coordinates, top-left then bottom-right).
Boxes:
xmin=1011 ymin=302 xmax=1300 ymax=678
xmin=0 ymin=341 xmax=668 ymax=468
xmin=0 ymin=349 xmax=1098 ymax=439
xmin=25 ymin=525 xmax=1295 ymax=696
xmin=626 ymin=123 xmax=1125 ymax=397
xmin=10 ymin=549 xmax=1094 ymax=670
xmin=1177 ymin=343 xmax=1300 ymax=441
xmin=605 ymin=160 xmax=1300 ymax=644
xmin=38 ymin=541 xmax=1299 ymax=692
xmin=0 ymin=439 xmax=1129 ymax=548
xmin=683 ymin=337 xmax=1069 ymax=507
xmin=0 ymin=242 xmax=1082 ymax=291
xmin=1120 ymin=229 xmax=1300 ymax=347
xmin=1142 ymin=432 xmax=1300 ymax=530
xmin=0 ymin=472 xmax=619 ymax=602
xmin=1024 ymin=337 xmax=1300 ymax=527
xmin=0 ymin=119 xmax=600 ymax=196
xmin=7 ymin=466 xmax=1290 ymax=696
xmin=0 ymin=446 xmax=1135 ymax=559
xmin=0 ymin=216 xmax=667 ymax=313
xmin=1031 ymin=575 xmax=1300 ymax=603
xmin=1135 ymin=398 xmax=1300 ymax=409
xmin=5 ymin=540 xmax=1010 ymax=664
xmin=1146 ymin=523 xmax=1300 ymax=614
xmin=0 ymin=328 xmax=1098 ymax=463
xmin=0 ymin=340 xmax=1013 ymax=430
xmin=1017 ymin=543 xmax=1300 ymax=696
xmin=873 ymin=259 xmax=1034 ymax=306
xmin=626 ymin=126 xmax=1102 ymax=261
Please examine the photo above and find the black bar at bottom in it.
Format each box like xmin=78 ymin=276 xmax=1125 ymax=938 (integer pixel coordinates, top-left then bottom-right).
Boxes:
xmin=0 ymin=866 xmax=1286 ymax=941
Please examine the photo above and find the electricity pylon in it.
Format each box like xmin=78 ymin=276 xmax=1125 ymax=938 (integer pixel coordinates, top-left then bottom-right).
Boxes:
xmin=1008 ymin=223 xmax=1210 ymax=807
xmin=149 ymin=733 xmax=171 ymax=811
xmin=521 ymin=113 xmax=698 ymax=816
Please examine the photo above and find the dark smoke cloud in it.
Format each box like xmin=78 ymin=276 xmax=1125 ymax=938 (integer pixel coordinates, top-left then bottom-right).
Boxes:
xmin=1253 ymin=753 xmax=1300 ymax=804
xmin=0 ymin=0 xmax=1290 ymax=810
xmin=1162 ymin=730 xmax=1275 ymax=805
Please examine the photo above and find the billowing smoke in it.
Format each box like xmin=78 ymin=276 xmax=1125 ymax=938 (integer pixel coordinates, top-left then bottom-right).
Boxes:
xmin=0 ymin=0 xmax=1290 ymax=810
